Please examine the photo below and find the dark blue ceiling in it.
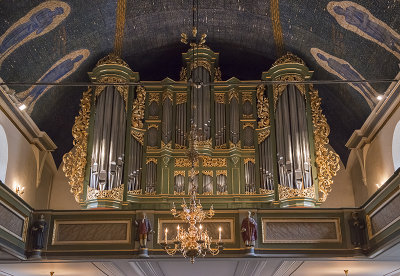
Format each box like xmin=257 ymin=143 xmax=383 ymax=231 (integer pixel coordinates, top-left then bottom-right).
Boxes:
xmin=0 ymin=0 xmax=398 ymax=166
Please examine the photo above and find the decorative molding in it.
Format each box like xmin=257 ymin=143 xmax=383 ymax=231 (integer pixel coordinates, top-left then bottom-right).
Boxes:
xmin=257 ymin=127 xmax=271 ymax=144
xmin=242 ymin=92 xmax=253 ymax=103
xmin=131 ymin=86 xmax=146 ymax=129
xmin=259 ymin=188 xmax=274 ymax=195
xmin=278 ymin=184 xmax=315 ymax=200
xmin=310 ymin=85 xmax=340 ymax=202
xmin=63 ymin=88 xmax=92 ymax=202
xmin=216 ymin=170 xmax=227 ymax=176
xmin=176 ymin=93 xmax=187 ymax=105
xmin=202 ymin=170 xmax=213 ymax=177
xmin=214 ymin=67 xmax=222 ymax=81
xmin=174 ymin=170 xmax=186 ymax=177
xmin=96 ymin=53 xmax=129 ymax=68
xmin=244 ymin=158 xmax=255 ymax=164
xmin=272 ymin=52 xmax=306 ymax=67
xmin=202 ymin=156 xmax=227 ymax=167
xmin=256 ymin=85 xmax=270 ymax=129
xmin=146 ymin=158 xmax=158 ymax=164
xmin=86 ymin=185 xmax=124 ymax=201
xmin=228 ymin=88 xmax=239 ymax=103
xmin=180 ymin=67 xmax=188 ymax=81
xmin=243 ymin=122 xmax=255 ymax=129
xmin=214 ymin=93 xmax=226 ymax=104
xmin=273 ymin=74 xmax=306 ymax=110
xmin=127 ymin=190 xmax=142 ymax=195
xmin=175 ymin=158 xmax=199 ymax=167
xmin=94 ymin=76 xmax=129 ymax=109
xmin=162 ymin=89 xmax=173 ymax=102
xmin=148 ymin=93 xmax=160 ymax=104
xmin=131 ymin=129 xmax=144 ymax=145
xmin=147 ymin=124 xmax=159 ymax=129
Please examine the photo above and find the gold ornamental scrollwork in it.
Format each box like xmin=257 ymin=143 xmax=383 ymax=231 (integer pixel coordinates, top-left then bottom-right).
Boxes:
xmin=148 ymin=124 xmax=159 ymax=129
xmin=272 ymin=52 xmax=306 ymax=67
xmin=228 ymin=88 xmax=239 ymax=103
xmin=190 ymin=59 xmax=212 ymax=74
xmin=202 ymin=170 xmax=213 ymax=177
xmin=62 ymin=88 xmax=92 ymax=203
xmin=131 ymin=129 xmax=144 ymax=145
xmin=310 ymin=85 xmax=340 ymax=202
xmin=94 ymin=76 xmax=129 ymax=109
xmin=180 ymin=67 xmax=188 ymax=81
xmin=146 ymin=158 xmax=158 ymax=164
xmin=96 ymin=53 xmax=130 ymax=68
xmin=162 ymin=89 xmax=173 ymax=102
xmin=148 ymin=93 xmax=160 ymax=104
xmin=242 ymin=92 xmax=253 ymax=103
xmin=175 ymin=143 xmax=187 ymax=149
xmin=202 ymin=156 xmax=227 ymax=167
xmin=256 ymin=85 xmax=270 ymax=128
xmin=243 ymin=122 xmax=255 ymax=129
xmin=278 ymin=184 xmax=315 ymax=200
xmin=174 ymin=170 xmax=186 ymax=177
xmin=214 ymin=67 xmax=222 ymax=81
xmin=131 ymin=86 xmax=146 ymax=129
xmin=244 ymin=158 xmax=255 ymax=164
xmin=259 ymin=188 xmax=274 ymax=195
xmin=194 ymin=139 xmax=212 ymax=148
xmin=216 ymin=170 xmax=227 ymax=176
xmin=86 ymin=185 xmax=124 ymax=201
xmin=161 ymin=140 xmax=172 ymax=149
xmin=175 ymin=158 xmax=199 ymax=167
xmin=188 ymin=170 xmax=199 ymax=177
xmin=128 ymin=190 xmax=142 ymax=195
xmin=273 ymin=74 xmax=306 ymax=110
xmin=176 ymin=93 xmax=187 ymax=105
xmin=257 ymin=127 xmax=270 ymax=144
xmin=214 ymin=93 xmax=226 ymax=104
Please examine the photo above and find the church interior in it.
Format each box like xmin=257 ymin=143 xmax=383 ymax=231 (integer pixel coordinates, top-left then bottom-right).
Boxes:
xmin=1 ymin=0 xmax=400 ymax=275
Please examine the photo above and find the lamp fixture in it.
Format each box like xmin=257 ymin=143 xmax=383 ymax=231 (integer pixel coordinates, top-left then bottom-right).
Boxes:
xmin=344 ymin=270 xmax=349 ymax=276
xmin=160 ymin=126 xmax=223 ymax=263
xmin=18 ymin=103 xmax=27 ymax=110
xmin=15 ymin=184 xmax=24 ymax=196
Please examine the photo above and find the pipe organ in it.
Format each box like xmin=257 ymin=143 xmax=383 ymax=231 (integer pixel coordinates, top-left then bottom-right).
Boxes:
xmin=63 ymin=48 xmax=339 ymax=210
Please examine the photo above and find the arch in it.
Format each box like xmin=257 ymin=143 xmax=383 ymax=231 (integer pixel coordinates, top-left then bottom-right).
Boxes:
xmin=0 ymin=124 xmax=8 ymax=183
xmin=392 ymin=120 xmax=400 ymax=171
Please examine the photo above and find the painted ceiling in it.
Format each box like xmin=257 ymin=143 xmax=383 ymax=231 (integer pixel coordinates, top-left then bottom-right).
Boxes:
xmin=0 ymin=0 xmax=399 ymax=166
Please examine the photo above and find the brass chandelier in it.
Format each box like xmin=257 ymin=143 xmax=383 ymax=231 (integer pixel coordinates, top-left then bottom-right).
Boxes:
xmin=160 ymin=125 xmax=224 ymax=263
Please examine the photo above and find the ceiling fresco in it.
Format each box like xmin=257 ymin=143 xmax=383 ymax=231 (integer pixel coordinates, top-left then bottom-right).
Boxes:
xmin=0 ymin=0 xmax=399 ymax=166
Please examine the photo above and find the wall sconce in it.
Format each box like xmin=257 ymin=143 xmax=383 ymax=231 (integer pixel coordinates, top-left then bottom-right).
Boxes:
xmin=15 ymin=185 xmax=25 ymax=196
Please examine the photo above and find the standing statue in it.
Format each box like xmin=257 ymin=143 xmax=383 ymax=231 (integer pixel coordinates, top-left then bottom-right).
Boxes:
xmin=134 ymin=212 xmax=153 ymax=249
xmin=241 ymin=211 xmax=257 ymax=247
xmin=348 ymin=212 xmax=365 ymax=249
xmin=31 ymin=214 xmax=47 ymax=258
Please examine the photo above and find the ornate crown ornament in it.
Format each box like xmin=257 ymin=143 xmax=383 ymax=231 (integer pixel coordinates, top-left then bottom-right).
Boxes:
xmin=272 ymin=52 xmax=306 ymax=67
xmin=96 ymin=53 xmax=130 ymax=68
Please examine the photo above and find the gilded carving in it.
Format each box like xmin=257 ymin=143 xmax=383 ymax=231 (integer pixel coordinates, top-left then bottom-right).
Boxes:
xmin=162 ymin=89 xmax=173 ymax=102
xmin=190 ymin=59 xmax=212 ymax=73
xmin=216 ymin=170 xmax=227 ymax=176
xmin=148 ymin=93 xmax=160 ymax=103
xmin=243 ymin=122 xmax=255 ymax=129
xmin=180 ymin=67 xmax=188 ymax=81
xmin=194 ymin=139 xmax=212 ymax=148
xmin=63 ymin=88 xmax=92 ymax=203
xmin=174 ymin=191 xmax=186 ymax=195
xmin=244 ymin=158 xmax=255 ymax=164
xmin=128 ymin=190 xmax=142 ymax=195
xmin=175 ymin=143 xmax=187 ymax=149
xmin=229 ymin=140 xmax=241 ymax=149
xmin=113 ymin=0 xmax=127 ymax=56
xmin=176 ymin=93 xmax=187 ymax=105
xmin=175 ymin=158 xmax=199 ymax=167
xmin=214 ymin=93 xmax=226 ymax=104
xmin=273 ymin=75 xmax=306 ymax=109
xmin=96 ymin=52 xmax=129 ymax=68
xmin=131 ymin=129 xmax=144 ymax=145
xmin=272 ymin=52 xmax=306 ymax=67
xmin=228 ymin=88 xmax=239 ymax=103
xmin=278 ymin=184 xmax=315 ymax=200
xmin=145 ymin=190 xmax=156 ymax=195
xmin=146 ymin=158 xmax=158 ymax=164
xmin=202 ymin=156 xmax=227 ymax=167
xmin=161 ymin=140 xmax=172 ymax=149
xmin=257 ymin=127 xmax=271 ymax=144
xmin=259 ymin=188 xmax=274 ymax=195
xmin=202 ymin=170 xmax=213 ymax=177
xmin=148 ymin=124 xmax=159 ymax=129
xmin=242 ymin=92 xmax=253 ymax=103
xmin=94 ymin=76 xmax=129 ymax=109
xmin=188 ymin=170 xmax=199 ymax=177
xmin=214 ymin=67 xmax=222 ymax=81
xmin=131 ymin=86 xmax=146 ymax=129
xmin=310 ymin=85 xmax=340 ymax=202
xmin=86 ymin=184 xmax=124 ymax=201
xmin=174 ymin=170 xmax=186 ymax=177
xmin=256 ymin=85 xmax=270 ymax=128
xmin=215 ymin=143 xmax=227 ymax=149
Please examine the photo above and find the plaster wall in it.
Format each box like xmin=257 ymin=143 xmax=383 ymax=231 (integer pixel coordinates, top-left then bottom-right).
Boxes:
xmin=0 ymin=110 xmax=37 ymax=207
xmin=49 ymin=160 xmax=80 ymax=210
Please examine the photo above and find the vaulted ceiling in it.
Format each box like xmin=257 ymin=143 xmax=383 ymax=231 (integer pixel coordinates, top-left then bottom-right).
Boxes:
xmin=0 ymin=0 xmax=399 ymax=165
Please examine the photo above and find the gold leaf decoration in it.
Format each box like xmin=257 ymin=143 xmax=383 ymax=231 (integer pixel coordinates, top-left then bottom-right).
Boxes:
xmin=256 ymin=85 xmax=270 ymax=129
xmin=272 ymin=75 xmax=306 ymax=110
xmin=176 ymin=93 xmax=187 ymax=104
xmin=214 ymin=67 xmax=222 ymax=81
xmin=180 ymin=67 xmax=188 ymax=81
xmin=214 ymin=93 xmax=225 ymax=104
xmin=148 ymin=93 xmax=160 ymax=103
xmin=278 ymin=184 xmax=315 ymax=200
xmin=259 ymin=188 xmax=274 ymax=195
xmin=241 ymin=92 xmax=253 ymax=103
xmin=94 ymin=76 xmax=129 ymax=109
xmin=228 ymin=88 xmax=239 ymax=103
xmin=257 ymin=127 xmax=270 ymax=144
xmin=131 ymin=86 xmax=146 ymax=129
xmin=310 ymin=85 xmax=340 ymax=202
xmin=202 ymin=156 xmax=227 ymax=167
xmin=271 ymin=52 xmax=306 ymax=67
xmin=175 ymin=158 xmax=199 ymax=167
xmin=244 ymin=158 xmax=255 ymax=164
xmin=86 ymin=185 xmax=124 ymax=201
xmin=62 ymin=88 xmax=92 ymax=203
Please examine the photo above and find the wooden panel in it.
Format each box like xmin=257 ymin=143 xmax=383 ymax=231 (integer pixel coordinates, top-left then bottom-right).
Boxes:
xmin=367 ymin=191 xmax=400 ymax=239
xmin=0 ymin=200 xmax=27 ymax=241
xmin=261 ymin=218 xmax=341 ymax=243
xmin=52 ymin=220 xmax=131 ymax=245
